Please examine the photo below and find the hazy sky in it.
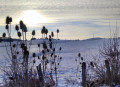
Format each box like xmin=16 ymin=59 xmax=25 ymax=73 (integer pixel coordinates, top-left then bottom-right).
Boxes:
xmin=0 ymin=0 xmax=120 ymax=40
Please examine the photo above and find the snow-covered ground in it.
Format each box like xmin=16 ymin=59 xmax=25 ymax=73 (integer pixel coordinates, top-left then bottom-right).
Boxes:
xmin=0 ymin=38 xmax=106 ymax=87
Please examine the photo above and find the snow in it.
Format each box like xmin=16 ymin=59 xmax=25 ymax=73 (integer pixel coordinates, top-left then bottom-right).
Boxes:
xmin=0 ymin=38 xmax=107 ymax=86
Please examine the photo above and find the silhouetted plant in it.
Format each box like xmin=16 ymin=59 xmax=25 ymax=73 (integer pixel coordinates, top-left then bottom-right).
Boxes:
xmin=51 ymin=32 xmax=54 ymax=37
xmin=84 ymin=32 xmax=120 ymax=86
xmin=41 ymin=26 xmax=46 ymax=38
xmin=19 ymin=20 xmax=28 ymax=41
xmin=99 ymin=36 xmax=120 ymax=85
xmin=15 ymin=25 xmax=19 ymax=31
xmin=57 ymin=29 xmax=59 ymax=39
xmin=75 ymin=53 xmax=83 ymax=80
xmin=45 ymin=28 xmax=48 ymax=38
xmin=2 ymin=33 xmax=6 ymax=38
xmin=32 ymin=30 xmax=35 ymax=36
xmin=2 ymin=16 xmax=62 ymax=87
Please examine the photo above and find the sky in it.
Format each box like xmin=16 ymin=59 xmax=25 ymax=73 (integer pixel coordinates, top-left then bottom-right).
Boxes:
xmin=0 ymin=0 xmax=120 ymax=40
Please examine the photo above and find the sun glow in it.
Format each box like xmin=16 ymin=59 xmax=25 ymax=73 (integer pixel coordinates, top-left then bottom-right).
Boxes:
xmin=16 ymin=10 xmax=49 ymax=26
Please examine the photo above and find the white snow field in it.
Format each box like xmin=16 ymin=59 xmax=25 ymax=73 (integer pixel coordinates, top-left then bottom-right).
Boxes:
xmin=0 ymin=38 xmax=108 ymax=87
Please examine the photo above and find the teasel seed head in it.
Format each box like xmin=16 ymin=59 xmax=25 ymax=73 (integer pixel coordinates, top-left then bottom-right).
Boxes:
xmin=9 ymin=17 xmax=12 ymax=22
xmin=59 ymin=47 xmax=62 ymax=51
xmin=32 ymin=30 xmax=35 ymax=36
xmin=6 ymin=16 xmax=10 ymax=24
xmin=2 ymin=33 xmax=6 ymax=38
xmin=5 ymin=25 xmax=9 ymax=30
xmin=13 ymin=44 xmax=16 ymax=48
xmin=15 ymin=25 xmax=19 ymax=31
xmin=33 ymin=53 xmax=36 ymax=57
xmin=38 ymin=44 xmax=40 ymax=47
xmin=18 ymin=32 xmax=21 ymax=37
xmin=51 ymin=32 xmax=54 ymax=37
xmin=78 ymin=53 xmax=81 ymax=57
xmin=57 ymin=29 xmax=59 ymax=33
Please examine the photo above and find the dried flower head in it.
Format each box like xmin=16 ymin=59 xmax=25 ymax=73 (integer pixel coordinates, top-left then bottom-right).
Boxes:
xmin=19 ymin=20 xmax=24 ymax=30
xmin=33 ymin=53 xmax=36 ymax=57
xmin=16 ymin=51 xmax=19 ymax=54
xmin=5 ymin=25 xmax=9 ymax=30
xmin=59 ymin=47 xmax=62 ymax=51
xmin=82 ymin=62 xmax=86 ymax=68
xmin=43 ymin=26 xmax=46 ymax=33
xmin=45 ymin=29 xmax=48 ymax=35
xmin=57 ymin=29 xmax=59 ymax=33
xmin=6 ymin=16 xmax=10 ymax=24
xmin=9 ymin=17 xmax=12 ymax=22
xmin=60 ymin=57 xmax=62 ymax=60
xmin=23 ymin=24 xmax=27 ymax=32
xmin=32 ymin=30 xmax=35 ymax=36
xmin=51 ymin=32 xmax=54 ymax=37
xmin=15 ymin=25 xmax=19 ymax=31
xmin=81 ymin=57 xmax=83 ymax=60
xmin=90 ymin=62 xmax=94 ymax=67
xmin=42 ymin=50 xmax=45 ymax=54
xmin=13 ymin=44 xmax=16 ymax=48
xmin=18 ymin=32 xmax=21 ymax=37
xmin=78 ymin=53 xmax=81 ymax=57
xmin=2 ymin=33 xmax=6 ymax=38
xmin=38 ymin=44 xmax=40 ymax=47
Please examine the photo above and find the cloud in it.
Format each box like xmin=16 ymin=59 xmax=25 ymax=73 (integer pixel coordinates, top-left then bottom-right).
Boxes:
xmin=0 ymin=0 xmax=120 ymax=39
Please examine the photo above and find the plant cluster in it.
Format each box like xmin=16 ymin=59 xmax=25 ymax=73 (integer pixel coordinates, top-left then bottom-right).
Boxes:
xmin=2 ymin=16 xmax=62 ymax=87
xmin=80 ymin=36 xmax=120 ymax=86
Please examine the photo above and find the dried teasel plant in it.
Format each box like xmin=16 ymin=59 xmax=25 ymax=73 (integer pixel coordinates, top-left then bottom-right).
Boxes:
xmin=1 ymin=16 xmax=63 ymax=87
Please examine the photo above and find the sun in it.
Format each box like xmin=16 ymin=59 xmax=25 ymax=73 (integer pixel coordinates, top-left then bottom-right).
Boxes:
xmin=16 ymin=10 xmax=49 ymax=26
